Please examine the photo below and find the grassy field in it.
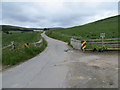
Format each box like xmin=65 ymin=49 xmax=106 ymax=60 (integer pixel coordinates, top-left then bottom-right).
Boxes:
xmin=3 ymin=31 xmax=41 ymax=46
xmin=2 ymin=31 xmax=47 ymax=69
xmin=46 ymin=15 xmax=119 ymax=44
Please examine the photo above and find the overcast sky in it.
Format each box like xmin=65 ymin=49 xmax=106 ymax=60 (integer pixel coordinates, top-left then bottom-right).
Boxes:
xmin=1 ymin=0 xmax=119 ymax=28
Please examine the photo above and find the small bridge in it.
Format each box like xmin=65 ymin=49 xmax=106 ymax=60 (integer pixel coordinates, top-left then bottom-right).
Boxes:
xmin=70 ymin=38 xmax=120 ymax=51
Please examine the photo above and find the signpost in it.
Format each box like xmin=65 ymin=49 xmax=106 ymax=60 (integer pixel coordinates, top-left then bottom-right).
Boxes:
xmin=100 ymin=33 xmax=105 ymax=46
xmin=81 ymin=40 xmax=86 ymax=52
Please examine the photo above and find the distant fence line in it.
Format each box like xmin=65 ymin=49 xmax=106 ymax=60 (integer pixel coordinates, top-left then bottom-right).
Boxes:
xmin=70 ymin=38 xmax=120 ymax=50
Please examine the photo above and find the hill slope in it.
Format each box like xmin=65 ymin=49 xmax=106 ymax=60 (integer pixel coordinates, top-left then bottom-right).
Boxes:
xmin=1 ymin=25 xmax=44 ymax=31
xmin=46 ymin=15 xmax=119 ymax=43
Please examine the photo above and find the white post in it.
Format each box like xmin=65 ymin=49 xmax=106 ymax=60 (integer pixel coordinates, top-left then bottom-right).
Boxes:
xmin=100 ymin=33 xmax=105 ymax=46
xmin=102 ymin=37 xmax=103 ymax=46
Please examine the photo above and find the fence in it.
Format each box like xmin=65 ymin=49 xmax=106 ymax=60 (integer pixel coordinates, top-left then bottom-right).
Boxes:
xmin=2 ymin=44 xmax=13 ymax=49
xmin=70 ymin=38 xmax=120 ymax=50
xmin=2 ymin=39 xmax=43 ymax=50
xmin=2 ymin=41 xmax=15 ymax=50
xmin=34 ymin=39 xmax=43 ymax=47
xmin=70 ymin=38 xmax=81 ymax=50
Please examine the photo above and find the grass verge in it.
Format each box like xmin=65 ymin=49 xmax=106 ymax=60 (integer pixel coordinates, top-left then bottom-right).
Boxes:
xmin=2 ymin=31 xmax=47 ymax=70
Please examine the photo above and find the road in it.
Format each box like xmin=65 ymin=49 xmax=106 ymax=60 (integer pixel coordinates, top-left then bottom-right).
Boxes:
xmin=2 ymin=32 xmax=118 ymax=88
xmin=3 ymin=32 xmax=70 ymax=88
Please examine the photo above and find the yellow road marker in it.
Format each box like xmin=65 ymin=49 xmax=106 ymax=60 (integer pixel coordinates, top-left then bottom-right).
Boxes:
xmin=82 ymin=41 xmax=86 ymax=45
xmin=24 ymin=43 xmax=29 ymax=48
xmin=82 ymin=45 xmax=86 ymax=50
xmin=81 ymin=40 xmax=87 ymax=51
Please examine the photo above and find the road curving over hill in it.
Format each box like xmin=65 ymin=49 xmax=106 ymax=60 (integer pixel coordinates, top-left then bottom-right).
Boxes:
xmin=3 ymin=32 xmax=70 ymax=88
xmin=2 ymin=32 xmax=118 ymax=88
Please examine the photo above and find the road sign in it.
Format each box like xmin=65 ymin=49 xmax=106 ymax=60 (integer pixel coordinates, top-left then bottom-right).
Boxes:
xmin=100 ymin=33 xmax=105 ymax=38
xmin=81 ymin=40 xmax=86 ymax=51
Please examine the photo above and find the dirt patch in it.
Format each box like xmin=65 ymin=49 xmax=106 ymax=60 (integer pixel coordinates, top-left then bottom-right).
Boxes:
xmin=87 ymin=51 xmax=118 ymax=69
xmin=66 ymin=50 xmax=118 ymax=88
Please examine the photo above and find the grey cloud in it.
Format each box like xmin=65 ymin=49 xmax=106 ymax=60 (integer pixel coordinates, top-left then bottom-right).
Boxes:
xmin=1 ymin=2 xmax=118 ymax=28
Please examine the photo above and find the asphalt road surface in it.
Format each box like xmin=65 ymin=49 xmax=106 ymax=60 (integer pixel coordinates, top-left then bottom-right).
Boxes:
xmin=3 ymin=32 xmax=69 ymax=88
xmin=2 ymin=32 xmax=118 ymax=88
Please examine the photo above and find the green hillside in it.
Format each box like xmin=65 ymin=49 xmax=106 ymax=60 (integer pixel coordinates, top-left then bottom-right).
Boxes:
xmin=1 ymin=25 xmax=43 ymax=31
xmin=1 ymin=25 xmax=32 ymax=31
xmin=46 ymin=15 xmax=119 ymax=43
